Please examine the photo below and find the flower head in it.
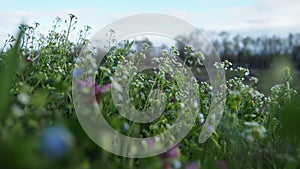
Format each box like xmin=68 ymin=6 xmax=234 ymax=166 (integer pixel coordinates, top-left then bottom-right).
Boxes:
xmin=41 ymin=126 xmax=73 ymax=158
xmin=160 ymin=144 xmax=179 ymax=159
xmin=26 ymin=56 xmax=32 ymax=62
xmin=185 ymin=161 xmax=199 ymax=169
xmin=72 ymin=68 xmax=84 ymax=78
xmin=147 ymin=139 xmax=155 ymax=149
xmin=76 ymin=77 xmax=111 ymax=103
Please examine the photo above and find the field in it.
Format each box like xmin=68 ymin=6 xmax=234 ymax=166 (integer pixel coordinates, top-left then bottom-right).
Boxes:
xmin=0 ymin=15 xmax=300 ymax=169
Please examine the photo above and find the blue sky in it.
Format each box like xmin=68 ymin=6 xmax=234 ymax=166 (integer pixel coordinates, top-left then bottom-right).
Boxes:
xmin=1 ymin=0 xmax=300 ymax=45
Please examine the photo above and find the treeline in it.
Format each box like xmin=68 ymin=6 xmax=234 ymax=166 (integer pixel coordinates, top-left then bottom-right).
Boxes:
xmin=210 ymin=32 xmax=300 ymax=69
xmin=135 ymin=32 xmax=300 ymax=70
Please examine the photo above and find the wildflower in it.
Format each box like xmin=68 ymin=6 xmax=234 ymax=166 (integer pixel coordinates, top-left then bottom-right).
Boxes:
xmin=95 ymin=83 xmax=111 ymax=103
xmin=213 ymin=62 xmax=225 ymax=69
xmin=11 ymin=104 xmax=24 ymax=117
xmin=245 ymin=71 xmax=250 ymax=76
xmin=17 ymin=93 xmax=30 ymax=105
xmin=147 ymin=139 xmax=155 ymax=149
xmin=180 ymin=103 xmax=185 ymax=109
xmin=41 ymin=126 xmax=73 ymax=158
xmin=26 ymin=56 xmax=32 ymax=62
xmin=160 ymin=144 xmax=179 ymax=159
xmin=193 ymin=100 xmax=198 ymax=108
xmin=95 ymin=83 xmax=111 ymax=94
xmin=173 ymin=159 xmax=182 ymax=169
xmin=77 ymin=77 xmax=111 ymax=103
xmin=22 ymin=52 xmax=32 ymax=62
xmin=249 ymin=76 xmax=258 ymax=83
xmin=185 ymin=161 xmax=199 ymax=169
xmin=199 ymin=112 xmax=205 ymax=125
xmin=123 ymin=122 xmax=129 ymax=131
xmin=261 ymin=106 xmax=265 ymax=113
xmin=158 ymin=144 xmax=179 ymax=169
xmin=72 ymin=68 xmax=83 ymax=78
xmin=77 ymin=77 xmax=94 ymax=90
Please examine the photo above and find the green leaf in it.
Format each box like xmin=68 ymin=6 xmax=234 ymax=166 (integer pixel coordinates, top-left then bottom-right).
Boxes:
xmin=0 ymin=30 xmax=24 ymax=119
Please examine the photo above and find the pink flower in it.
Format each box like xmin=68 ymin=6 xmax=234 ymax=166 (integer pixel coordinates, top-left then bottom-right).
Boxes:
xmin=147 ymin=139 xmax=155 ymax=149
xmin=77 ymin=77 xmax=111 ymax=103
xmin=26 ymin=56 xmax=32 ymax=62
xmin=95 ymin=83 xmax=111 ymax=94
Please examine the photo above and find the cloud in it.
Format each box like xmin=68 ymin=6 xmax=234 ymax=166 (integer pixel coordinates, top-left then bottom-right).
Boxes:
xmin=0 ymin=11 xmax=40 ymax=47
xmin=0 ymin=11 xmax=38 ymax=28
xmin=203 ymin=0 xmax=300 ymax=35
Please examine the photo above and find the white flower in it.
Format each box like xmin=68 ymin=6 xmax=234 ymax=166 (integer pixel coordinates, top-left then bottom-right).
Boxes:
xmin=193 ymin=100 xmax=198 ymax=107
xmin=249 ymin=77 xmax=259 ymax=83
xmin=123 ymin=122 xmax=129 ymax=131
xmin=17 ymin=93 xmax=30 ymax=105
xmin=12 ymin=105 xmax=24 ymax=117
xmin=199 ymin=113 xmax=205 ymax=124
xmin=180 ymin=103 xmax=185 ymax=109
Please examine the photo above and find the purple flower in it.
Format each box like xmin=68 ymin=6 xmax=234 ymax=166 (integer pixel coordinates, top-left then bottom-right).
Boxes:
xmin=76 ymin=77 xmax=111 ymax=103
xmin=21 ymin=52 xmax=32 ymax=62
xmin=95 ymin=83 xmax=111 ymax=94
xmin=159 ymin=144 xmax=180 ymax=169
xmin=185 ymin=162 xmax=198 ymax=169
xmin=147 ymin=139 xmax=155 ymax=149
xmin=41 ymin=126 xmax=72 ymax=158
xmin=26 ymin=56 xmax=32 ymax=62
xmin=261 ymin=106 xmax=265 ymax=113
xmin=160 ymin=144 xmax=179 ymax=159
xmin=77 ymin=77 xmax=94 ymax=89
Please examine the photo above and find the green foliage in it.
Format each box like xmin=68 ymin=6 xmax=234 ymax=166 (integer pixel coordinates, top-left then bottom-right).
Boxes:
xmin=0 ymin=30 xmax=24 ymax=117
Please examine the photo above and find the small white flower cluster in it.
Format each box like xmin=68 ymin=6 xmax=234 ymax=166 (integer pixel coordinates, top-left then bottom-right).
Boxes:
xmin=235 ymin=66 xmax=250 ymax=76
xmin=199 ymin=112 xmax=205 ymax=124
xmin=213 ymin=60 xmax=233 ymax=71
xmin=241 ymin=121 xmax=267 ymax=142
xmin=213 ymin=62 xmax=225 ymax=69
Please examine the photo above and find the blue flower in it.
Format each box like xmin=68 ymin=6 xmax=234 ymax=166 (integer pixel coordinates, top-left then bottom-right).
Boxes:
xmin=41 ymin=126 xmax=72 ymax=158
xmin=72 ymin=68 xmax=84 ymax=78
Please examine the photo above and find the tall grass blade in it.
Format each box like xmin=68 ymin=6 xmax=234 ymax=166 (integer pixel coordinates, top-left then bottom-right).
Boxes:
xmin=0 ymin=30 xmax=24 ymax=119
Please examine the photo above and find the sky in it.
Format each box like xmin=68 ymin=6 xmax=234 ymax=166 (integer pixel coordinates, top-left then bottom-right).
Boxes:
xmin=1 ymin=0 xmax=300 ymax=46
